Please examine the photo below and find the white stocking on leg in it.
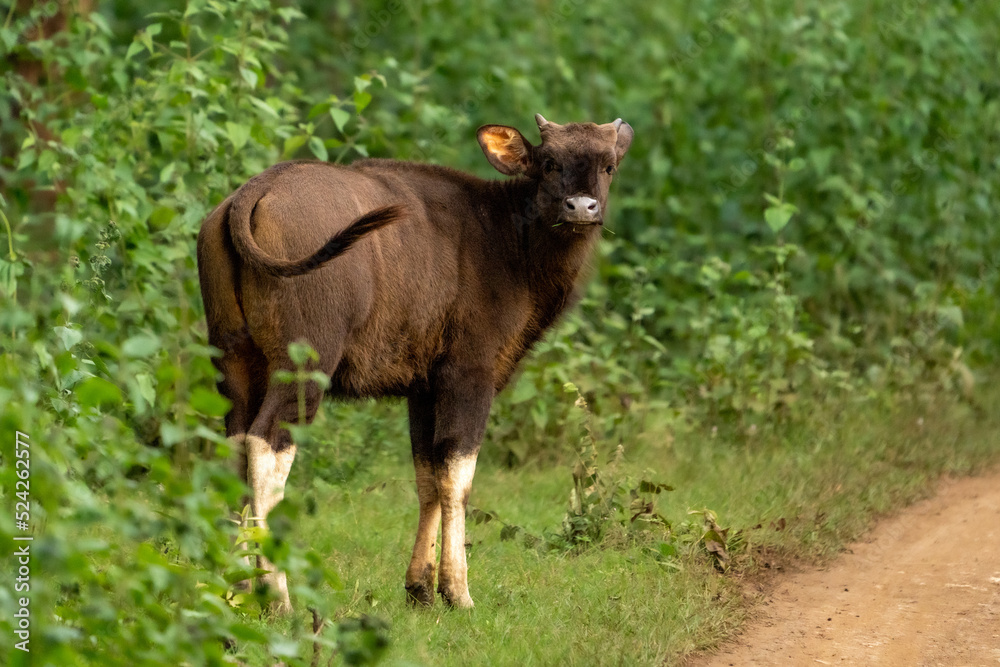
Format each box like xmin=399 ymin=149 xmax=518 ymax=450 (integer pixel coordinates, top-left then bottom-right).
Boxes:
xmin=245 ymin=435 xmax=297 ymax=614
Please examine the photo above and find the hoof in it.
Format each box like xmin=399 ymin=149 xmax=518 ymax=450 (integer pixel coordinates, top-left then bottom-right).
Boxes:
xmin=260 ymin=573 xmax=292 ymax=615
xmin=438 ymin=587 xmax=474 ymax=609
xmin=267 ymin=597 xmax=293 ymax=616
xmin=405 ymin=582 xmax=435 ymax=607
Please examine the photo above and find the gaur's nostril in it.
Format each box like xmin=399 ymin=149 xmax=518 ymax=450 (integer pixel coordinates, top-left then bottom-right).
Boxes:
xmin=563 ymin=195 xmax=601 ymax=220
xmin=562 ymin=196 xmax=601 ymax=220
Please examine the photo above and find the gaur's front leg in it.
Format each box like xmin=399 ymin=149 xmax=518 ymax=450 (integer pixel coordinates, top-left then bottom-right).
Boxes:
xmin=435 ymin=450 xmax=481 ymax=608
xmin=411 ymin=363 xmax=494 ymax=609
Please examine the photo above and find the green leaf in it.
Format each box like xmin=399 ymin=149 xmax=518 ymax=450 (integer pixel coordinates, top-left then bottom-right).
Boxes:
xmin=249 ymin=96 xmax=278 ymax=118
xmin=809 ymin=146 xmax=837 ymax=177
xmin=276 ymin=6 xmax=306 ymax=22
xmin=329 ymin=108 xmax=351 ymax=132
xmin=500 ymin=524 xmax=522 ymax=541
xmin=183 ymin=0 xmax=207 ymax=18
xmin=353 ymin=75 xmax=372 ymax=93
xmin=269 ymin=638 xmax=300 ymax=659
xmin=54 ymin=326 xmax=84 ymax=351
xmin=0 ymin=258 xmax=24 ymax=299
xmin=509 ymin=378 xmax=537 ymax=404
xmin=190 ymin=387 xmax=231 ymax=417
xmin=16 ymin=149 xmax=34 ymax=170
xmin=283 ymin=134 xmax=308 ymax=158
xmin=764 ymin=202 xmax=797 ymax=233
xmin=37 ymin=150 xmax=57 ymax=173
xmin=308 ymin=136 xmax=329 ymax=161
xmin=225 ymin=121 xmax=251 ymax=150
xmin=642 ymin=334 xmax=668 ymax=354
xmin=354 ymin=90 xmax=372 ymax=113
xmin=122 ymin=333 xmax=161 ymax=358
xmin=308 ymin=102 xmax=331 ymax=120
xmin=935 ymin=305 xmax=964 ymax=329
xmin=135 ymin=373 xmax=156 ymax=409
xmin=159 ymin=422 xmax=184 ymax=447
xmin=638 ymin=480 xmax=674 ymax=494
xmin=657 ymin=542 xmax=678 ymax=558
xmin=223 ymin=567 xmax=259 ymax=586
xmin=240 ymin=67 xmax=259 ymax=88
xmin=288 ymin=342 xmax=319 ymax=366
xmin=0 ymin=27 xmax=17 ymax=51
xmin=76 ymin=377 xmax=122 ymax=408
xmin=61 ymin=127 xmax=83 ymax=149
xmin=125 ymin=40 xmax=144 ymax=61
xmin=149 ymin=206 xmax=176 ymax=229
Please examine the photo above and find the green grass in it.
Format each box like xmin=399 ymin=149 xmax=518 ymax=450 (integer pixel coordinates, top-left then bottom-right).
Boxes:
xmin=239 ymin=387 xmax=1000 ymax=666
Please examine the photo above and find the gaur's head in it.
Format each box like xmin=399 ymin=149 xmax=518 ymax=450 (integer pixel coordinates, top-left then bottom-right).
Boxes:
xmin=477 ymin=114 xmax=634 ymax=229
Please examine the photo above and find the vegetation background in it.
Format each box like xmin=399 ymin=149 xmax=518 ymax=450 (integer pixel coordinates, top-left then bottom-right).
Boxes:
xmin=1 ymin=0 xmax=998 ymax=665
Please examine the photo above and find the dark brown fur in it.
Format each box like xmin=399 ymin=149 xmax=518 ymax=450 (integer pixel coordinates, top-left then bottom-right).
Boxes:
xmin=197 ymin=115 xmax=633 ymax=606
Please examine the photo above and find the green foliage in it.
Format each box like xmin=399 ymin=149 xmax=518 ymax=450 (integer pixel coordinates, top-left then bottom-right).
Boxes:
xmin=687 ymin=248 xmax=832 ymax=422
xmin=545 ymin=385 xmax=671 ymax=551
xmin=0 ymin=2 xmax=389 ymax=664
xmin=336 ymin=615 xmax=391 ymax=666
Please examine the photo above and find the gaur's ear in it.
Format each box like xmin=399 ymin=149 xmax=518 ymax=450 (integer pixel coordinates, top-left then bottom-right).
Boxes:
xmin=477 ymin=125 xmax=533 ymax=176
xmin=611 ymin=118 xmax=634 ymax=164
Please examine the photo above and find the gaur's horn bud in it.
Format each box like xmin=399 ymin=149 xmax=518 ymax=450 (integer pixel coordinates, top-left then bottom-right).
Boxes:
xmin=535 ymin=113 xmax=549 ymax=128
xmin=612 ymin=118 xmax=623 ymax=131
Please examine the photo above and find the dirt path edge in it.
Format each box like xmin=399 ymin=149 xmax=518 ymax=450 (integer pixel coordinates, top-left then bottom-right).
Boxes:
xmin=692 ymin=471 xmax=1000 ymax=666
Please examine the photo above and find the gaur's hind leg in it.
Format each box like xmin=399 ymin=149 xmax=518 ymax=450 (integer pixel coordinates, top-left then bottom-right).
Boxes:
xmin=244 ymin=374 xmax=324 ymax=614
xmin=217 ymin=328 xmax=269 ymax=441
xmin=405 ymin=389 xmax=440 ymax=606
xmin=243 ymin=434 xmax=296 ymax=613
xmin=212 ymin=329 xmax=268 ymax=589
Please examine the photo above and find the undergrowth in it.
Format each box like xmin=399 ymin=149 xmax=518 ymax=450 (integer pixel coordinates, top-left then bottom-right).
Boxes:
xmin=469 ymin=384 xmax=737 ymax=575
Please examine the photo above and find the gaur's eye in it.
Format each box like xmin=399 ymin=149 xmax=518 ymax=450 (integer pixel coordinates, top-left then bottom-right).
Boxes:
xmin=604 ymin=165 xmax=615 ymax=175
xmin=543 ymin=160 xmax=560 ymax=174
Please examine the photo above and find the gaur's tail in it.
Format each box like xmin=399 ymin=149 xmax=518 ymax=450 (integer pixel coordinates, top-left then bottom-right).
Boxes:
xmin=227 ymin=176 xmax=405 ymax=278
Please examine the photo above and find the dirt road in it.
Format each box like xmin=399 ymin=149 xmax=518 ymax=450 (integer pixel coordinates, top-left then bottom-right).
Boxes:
xmin=699 ymin=472 xmax=1000 ymax=666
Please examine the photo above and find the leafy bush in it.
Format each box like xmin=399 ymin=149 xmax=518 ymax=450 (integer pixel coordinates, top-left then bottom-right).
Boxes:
xmin=0 ymin=2 xmax=393 ymax=664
